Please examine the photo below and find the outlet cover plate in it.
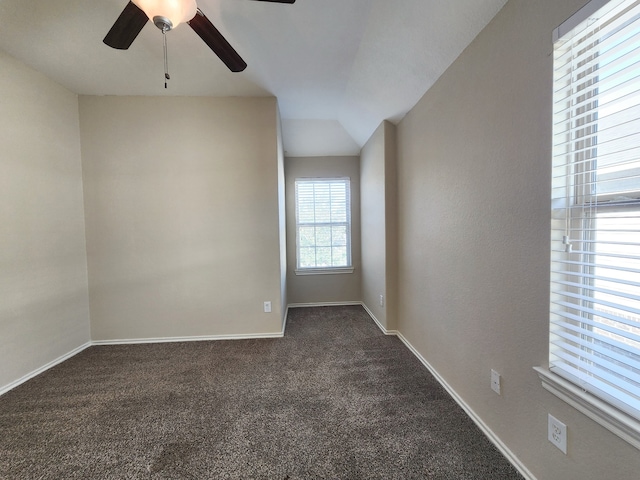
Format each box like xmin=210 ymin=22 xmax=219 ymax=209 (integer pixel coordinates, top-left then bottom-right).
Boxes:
xmin=548 ymin=414 xmax=567 ymax=454
xmin=491 ymin=369 xmax=501 ymax=395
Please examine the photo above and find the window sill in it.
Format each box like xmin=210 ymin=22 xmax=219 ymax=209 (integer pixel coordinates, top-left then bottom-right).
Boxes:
xmin=295 ymin=267 xmax=354 ymax=276
xmin=534 ymin=366 xmax=640 ymax=450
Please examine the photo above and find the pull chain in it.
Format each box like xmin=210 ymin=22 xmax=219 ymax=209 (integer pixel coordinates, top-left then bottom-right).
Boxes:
xmin=163 ymin=28 xmax=170 ymax=89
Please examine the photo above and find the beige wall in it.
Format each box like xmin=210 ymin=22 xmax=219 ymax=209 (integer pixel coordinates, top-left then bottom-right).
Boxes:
xmin=79 ymin=96 xmax=284 ymax=340
xmin=395 ymin=0 xmax=640 ymax=478
xmin=285 ymin=156 xmax=362 ymax=305
xmin=385 ymin=122 xmax=398 ymax=331
xmin=0 ymin=51 xmax=90 ymax=390
xmin=276 ymin=109 xmax=288 ymax=325
xmin=360 ymin=121 xmax=398 ymax=331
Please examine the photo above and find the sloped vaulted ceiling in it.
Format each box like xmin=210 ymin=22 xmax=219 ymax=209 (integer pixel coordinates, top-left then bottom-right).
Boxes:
xmin=0 ymin=0 xmax=507 ymax=156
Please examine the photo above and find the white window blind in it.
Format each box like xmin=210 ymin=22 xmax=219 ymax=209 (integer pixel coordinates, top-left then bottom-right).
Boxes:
xmin=551 ymin=0 xmax=640 ymax=421
xmin=295 ymin=178 xmax=351 ymax=270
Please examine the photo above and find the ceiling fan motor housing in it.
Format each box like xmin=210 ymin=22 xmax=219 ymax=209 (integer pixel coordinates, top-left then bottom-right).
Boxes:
xmin=153 ymin=16 xmax=173 ymax=32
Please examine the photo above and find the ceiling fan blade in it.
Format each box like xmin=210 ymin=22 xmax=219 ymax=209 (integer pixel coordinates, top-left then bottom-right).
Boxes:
xmin=250 ymin=0 xmax=296 ymax=3
xmin=188 ymin=9 xmax=247 ymax=73
xmin=103 ymin=1 xmax=148 ymax=50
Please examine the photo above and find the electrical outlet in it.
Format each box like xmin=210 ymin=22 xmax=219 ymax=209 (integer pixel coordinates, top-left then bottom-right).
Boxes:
xmin=263 ymin=301 xmax=271 ymax=313
xmin=490 ymin=369 xmax=501 ymax=395
xmin=379 ymin=295 xmax=384 ymax=307
xmin=548 ymin=414 xmax=567 ymax=454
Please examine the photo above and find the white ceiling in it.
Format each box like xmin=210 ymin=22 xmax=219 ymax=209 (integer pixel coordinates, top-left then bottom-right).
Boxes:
xmin=0 ymin=0 xmax=507 ymax=156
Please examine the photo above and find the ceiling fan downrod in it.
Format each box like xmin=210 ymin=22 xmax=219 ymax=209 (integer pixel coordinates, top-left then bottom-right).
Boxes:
xmin=154 ymin=16 xmax=172 ymax=89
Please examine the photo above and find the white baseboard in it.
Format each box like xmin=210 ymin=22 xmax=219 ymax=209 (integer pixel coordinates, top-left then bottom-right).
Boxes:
xmin=287 ymin=301 xmax=362 ymax=308
xmin=395 ymin=332 xmax=536 ymax=480
xmin=0 ymin=341 xmax=92 ymax=397
xmin=288 ymin=301 xmax=400 ymax=337
xmin=360 ymin=303 xmax=398 ymax=336
xmin=288 ymin=301 xmax=399 ymax=336
xmin=92 ymin=331 xmax=284 ymax=346
xmin=1 ymin=331 xmax=284 ymax=395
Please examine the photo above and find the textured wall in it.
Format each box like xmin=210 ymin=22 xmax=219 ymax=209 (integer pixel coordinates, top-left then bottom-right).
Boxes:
xmin=79 ymin=96 xmax=284 ymax=340
xmin=395 ymin=0 xmax=640 ymax=478
xmin=277 ymin=109 xmax=288 ymax=325
xmin=0 ymin=51 xmax=90 ymax=390
xmin=360 ymin=121 xmax=397 ymax=331
xmin=285 ymin=156 xmax=362 ymax=305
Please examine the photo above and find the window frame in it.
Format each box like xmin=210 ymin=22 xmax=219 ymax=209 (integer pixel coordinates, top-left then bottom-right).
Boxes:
xmin=293 ymin=177 xmax=354 ymax=275
xmin=538 ymin=0 xmax=640 ymax=450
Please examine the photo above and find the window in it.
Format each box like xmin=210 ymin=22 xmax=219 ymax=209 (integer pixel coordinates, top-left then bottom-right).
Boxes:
xmin=542 ymin=0 xmax=640 ymax=447
xmin=294 ymin=178 xmax=352 ymax=274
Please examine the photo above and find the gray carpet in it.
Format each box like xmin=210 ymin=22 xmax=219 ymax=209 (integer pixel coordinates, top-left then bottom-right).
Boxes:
xmin=0 ymin=305 xmax=523 ymax=479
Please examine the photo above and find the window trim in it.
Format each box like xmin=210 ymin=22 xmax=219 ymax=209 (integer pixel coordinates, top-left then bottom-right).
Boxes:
xmin=535 ymin=367 xmax=640 ymax=449
xmin=552 ymin=0 xmax=610 ymax=42
xmin=539 ymin=0 xmax=640 ymax=450
xmin=294 ymin=266 xmax=354 ymax=276
xmin=294 ymin=177 xmax=353 ymax=274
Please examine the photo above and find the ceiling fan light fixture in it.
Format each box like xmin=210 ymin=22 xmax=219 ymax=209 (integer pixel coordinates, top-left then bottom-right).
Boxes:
xmin=104 ymin=0 xmax=296 ymax=71
xmin=132 ymin=0 xmax=197 ymax=30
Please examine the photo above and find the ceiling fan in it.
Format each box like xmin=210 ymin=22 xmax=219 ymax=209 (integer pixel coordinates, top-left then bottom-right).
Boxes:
xmin=104 ymin=0 xmax=296 ymax=74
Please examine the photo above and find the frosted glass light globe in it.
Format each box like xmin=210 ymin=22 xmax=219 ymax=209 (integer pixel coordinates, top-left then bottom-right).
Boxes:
xmin=132 ymin=0 xmax=198 ymax=29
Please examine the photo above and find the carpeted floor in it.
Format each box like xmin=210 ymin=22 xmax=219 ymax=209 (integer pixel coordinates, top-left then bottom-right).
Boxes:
xmin=0 ymin=305 xmax=523 ymax=479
